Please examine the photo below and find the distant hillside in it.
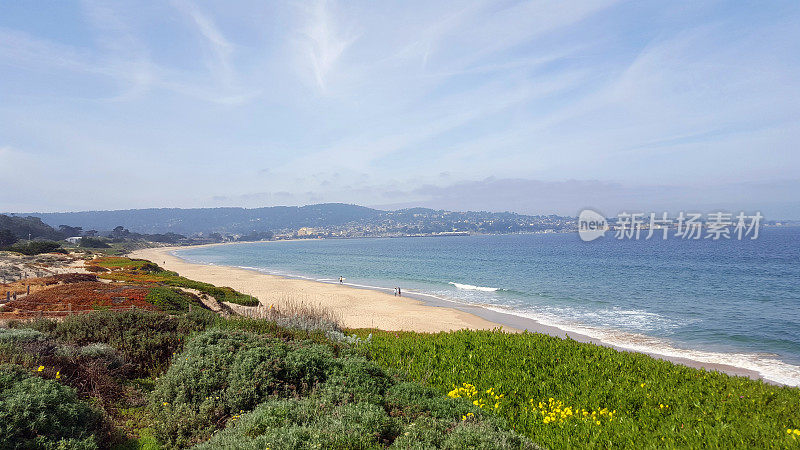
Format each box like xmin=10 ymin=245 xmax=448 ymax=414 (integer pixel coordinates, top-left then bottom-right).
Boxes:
xmin=13 ymin=203 xmax=576 ymax=238
xmin=0 ymin=215 xmax=65 ymax=243
xmin=25 ymin=204 xmax=383 ymax=235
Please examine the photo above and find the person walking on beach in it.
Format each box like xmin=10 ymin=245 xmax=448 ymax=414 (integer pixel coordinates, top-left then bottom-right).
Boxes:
xmin=339 ymin=276 xmax=343 ymax=284
xmin=397 ymin=287 xmax=401 ymax=297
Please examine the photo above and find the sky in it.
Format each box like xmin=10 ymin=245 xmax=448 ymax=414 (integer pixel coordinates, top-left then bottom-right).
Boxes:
xmin=1 ymin=1 xmax=799 ymax=218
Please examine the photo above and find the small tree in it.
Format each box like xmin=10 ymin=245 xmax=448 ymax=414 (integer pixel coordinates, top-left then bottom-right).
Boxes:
xmin=79 ymin=237 xmax=111 ymax=248
xmin=9 ymin=240 xmax=64 ymax=255
xmin=58 ymin=225 xmax=83 ymax=237
xmin=0 ymin=229 xmax=17 ymax=246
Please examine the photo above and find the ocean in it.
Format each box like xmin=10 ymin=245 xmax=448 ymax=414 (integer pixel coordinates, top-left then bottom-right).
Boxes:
xmin=174 ymin=227 xmax=800 ymax=386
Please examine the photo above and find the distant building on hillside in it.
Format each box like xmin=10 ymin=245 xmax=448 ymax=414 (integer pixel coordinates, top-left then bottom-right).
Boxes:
xmin=65 ymin=236 xmax=82 ymax=244
xmin=297 ymin=227 xmax=317 ymax=237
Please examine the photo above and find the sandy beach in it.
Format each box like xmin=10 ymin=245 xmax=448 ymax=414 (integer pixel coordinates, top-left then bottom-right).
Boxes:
xmin=130 ymin=245 xmax=506 ymax=333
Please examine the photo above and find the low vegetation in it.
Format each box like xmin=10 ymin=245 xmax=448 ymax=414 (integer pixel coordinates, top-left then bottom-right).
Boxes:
xmin=355 ymin=329 xmax=800 ymax=448
xmin=79 ymin=237 xmax=112 ymax=248
xmin=0 ymin=364 xmax=105 ymax=449
xmin=0 ymin=299 xmax=534 ymax=448
xmin=25 ymin=310 xmax=214 ymax=376
xmin=3 ymin=281 xmax=158 ymax=316
xmin=152 ymin=328 xmax=533 ymax=449
xmin=0 ymin=253 xmax=83 ymax=283
xmin=6 ymin=240 xmax=65 ymax=255
xmin=88 ymin=257 xmax=259 ymax=306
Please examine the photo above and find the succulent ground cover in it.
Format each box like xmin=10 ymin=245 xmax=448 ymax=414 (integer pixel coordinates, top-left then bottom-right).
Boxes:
xmin=356 ymin=329 xmax=800 ymax=448
xmin=88 ymin=257 xmax=259 ymax=307
xmin=0 ymin=257 xmax=255 ymax=320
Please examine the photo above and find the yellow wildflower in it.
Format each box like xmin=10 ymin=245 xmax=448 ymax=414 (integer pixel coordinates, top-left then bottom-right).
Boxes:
xmin=37 ymin=366 xmax=44 ymax=372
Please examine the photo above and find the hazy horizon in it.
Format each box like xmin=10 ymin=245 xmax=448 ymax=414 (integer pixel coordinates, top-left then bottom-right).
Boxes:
xmin=2 ymin=1 xmax=799 ymax=218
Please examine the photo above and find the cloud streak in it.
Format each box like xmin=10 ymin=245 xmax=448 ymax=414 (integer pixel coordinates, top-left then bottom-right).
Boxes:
xmin=172 ymin=0 xmax=235 ymax=88
xmin=296 ymin=0 xmax=358 ymax=91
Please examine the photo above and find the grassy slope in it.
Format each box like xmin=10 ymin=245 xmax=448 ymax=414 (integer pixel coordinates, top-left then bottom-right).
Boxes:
xmin=354 ymin=329 xmax=800 ymax=449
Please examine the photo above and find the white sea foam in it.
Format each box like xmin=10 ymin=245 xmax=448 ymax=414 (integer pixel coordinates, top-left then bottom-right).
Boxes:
xmin=449 ymin=282 xmax=500 ymax=292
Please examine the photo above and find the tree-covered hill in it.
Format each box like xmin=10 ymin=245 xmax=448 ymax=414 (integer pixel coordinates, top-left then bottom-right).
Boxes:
xmin=0 ymin=215 xmax=65 ymax=244
xmin=14 ymin=203 xmax=575 ymax=236
xmin=21 ymin=203 xmax=382 ymax=235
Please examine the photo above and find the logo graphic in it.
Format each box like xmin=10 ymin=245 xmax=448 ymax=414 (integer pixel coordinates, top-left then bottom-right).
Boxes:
xmin=578 ymin=209 xmax=608 ymax=242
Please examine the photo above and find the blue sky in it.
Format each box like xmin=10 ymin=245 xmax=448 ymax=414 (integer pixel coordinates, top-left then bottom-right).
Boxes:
xmin=1 ymin=1 xmax=799 ymax=218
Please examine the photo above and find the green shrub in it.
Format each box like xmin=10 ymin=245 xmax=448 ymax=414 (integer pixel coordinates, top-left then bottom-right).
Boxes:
xmin=439 ymin=422 xmax=537 ymax=449
xmin=282 ymin=344 xmax=336 ymax=394
xmin=8 ymin=240 xmax=64 ymax=255
xmin=213 ymin=316 xmax=332 ymax=344
xmin=0 ymin=338 xmax=132 ymax=409
xmin=78 ymin=343 xmax=115 ymax=358
xmin=194 ymin=398 xmax=397 ymax=450
xmin=153 ymin=328 xmax=535 ymax=449
xmin=313 ymin=357 xmax=392 ymax=406
xmin=318 ymin=401 xmax=399 ymax=448
xmin=195 ymin=395 xmax=536 ymax=450
xmin=145 ymin=287 xmax=201 ymax=312
xmin=34 ymin=310 xmax=213 ymax=376
xmin=78 ymin=237 xmax=111 ymax=248
xmin=150 ymin=330 xmax=336 ymax=447
xmin=0 ymin=327 xmax=44 ymax=343
xmin=192 ymin=398 xmax=323 ymax=449
xmin=389 ymin=416 xmax=538 ymax=450
xmin=0 ymin=364 xmax=104 ymax=449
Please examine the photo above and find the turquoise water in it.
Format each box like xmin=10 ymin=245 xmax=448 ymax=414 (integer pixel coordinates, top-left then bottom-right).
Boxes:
xmin=175 ymin=227 xmax=800 ymax=385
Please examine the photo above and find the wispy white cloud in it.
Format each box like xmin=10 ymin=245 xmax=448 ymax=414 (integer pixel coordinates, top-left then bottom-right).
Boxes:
xmin=0 ymin=1 xmax=264 ymax=104
xmin=79 ymin=0 xmax=156 ymax=100
xmin=171 ymin=0 xmax=235 ymax=88
xmin=295 ymin=0 xmax=358 ymax=91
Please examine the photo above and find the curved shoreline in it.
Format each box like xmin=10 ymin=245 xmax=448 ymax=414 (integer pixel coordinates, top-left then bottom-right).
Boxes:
xmin=130 ymin=245 xmax=505 ymax=333
xmin=130 ymin=243 xmax=782 ymax=385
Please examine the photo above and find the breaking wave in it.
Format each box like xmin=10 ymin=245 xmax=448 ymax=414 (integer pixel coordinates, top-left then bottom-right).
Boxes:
xmin=449 ymin=282 xmax=500 ymax=292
